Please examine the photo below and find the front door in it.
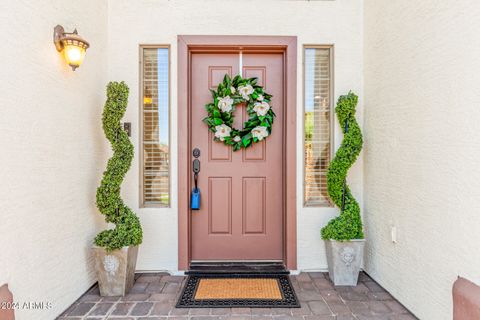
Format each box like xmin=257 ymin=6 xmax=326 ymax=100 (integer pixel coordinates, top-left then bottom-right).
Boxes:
xmin=190 ymin=51 xmax=285 ymax=261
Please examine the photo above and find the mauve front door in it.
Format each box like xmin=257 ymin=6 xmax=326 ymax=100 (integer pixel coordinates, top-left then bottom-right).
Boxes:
xmin=190 ymin=51 xmax=285 ymax=261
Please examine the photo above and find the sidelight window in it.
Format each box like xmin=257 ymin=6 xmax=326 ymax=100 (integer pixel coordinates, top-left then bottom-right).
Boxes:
xmin=304 ymin=46 xmax=333 ymax=207
xmin=140 ymin=46 xmax=170 ymax=207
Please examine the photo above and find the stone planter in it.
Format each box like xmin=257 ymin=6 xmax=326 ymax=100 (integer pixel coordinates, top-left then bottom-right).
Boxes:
xmin=93 ymin=246 xmax=138 ymax=296
xmin=325 ymin=239 xmax=365 ymax=286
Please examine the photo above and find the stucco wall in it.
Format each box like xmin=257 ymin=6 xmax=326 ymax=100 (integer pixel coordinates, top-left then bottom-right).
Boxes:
xmin=107 ymin=0 xmax=364 ymax=272
xmin=0 ymin=1 xmax=108 ymax=319
xmin=364 ymin=1 xmax=480 ymax=319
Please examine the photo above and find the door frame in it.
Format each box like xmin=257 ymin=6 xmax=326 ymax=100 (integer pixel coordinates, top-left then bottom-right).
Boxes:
xmin=177 ymin=35 xmax=297 ymax=270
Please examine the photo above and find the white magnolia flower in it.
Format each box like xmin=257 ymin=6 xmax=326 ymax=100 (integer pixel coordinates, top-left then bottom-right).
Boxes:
xmin=251 ymin=126 xmax=269 ymax=141
xmin=230 ymin=86 xmax=236 ymax=94
xmin=238 ymin=84 xmax=254 ymax=100
xmin=214 ymin=124 xmax=231 ymax=141
xmin=253 ymin=101 xmax=270 ymax=117
xmin=218 ymin=96 xmax=234 ymax=113
xmin=233 ymin=136 xmax=241 ymax=142
xmin=257 ymin=95 xmax=264 ymax=101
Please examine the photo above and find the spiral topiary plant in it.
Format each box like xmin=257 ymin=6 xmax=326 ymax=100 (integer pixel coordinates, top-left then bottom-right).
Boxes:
xmin=95 ymin=81 xmax=143 ymax=251
xmin=321 ymin=91 xmax=364 ymax=240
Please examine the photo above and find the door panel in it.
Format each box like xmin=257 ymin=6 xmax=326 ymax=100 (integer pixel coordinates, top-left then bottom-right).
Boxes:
xmin=190 ymin=52 xmax=284 ymax=261
xmin=208 ymin=177 xmax=232 ymax=234
xmin=242 ymin=177 xmax=266 ymax=234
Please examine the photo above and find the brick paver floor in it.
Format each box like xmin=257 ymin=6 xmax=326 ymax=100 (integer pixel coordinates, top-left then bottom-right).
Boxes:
xmin=57 ymin=272 xmax=417 ymax=320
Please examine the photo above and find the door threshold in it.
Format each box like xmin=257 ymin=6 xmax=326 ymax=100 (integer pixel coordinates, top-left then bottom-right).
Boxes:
xmin=187 ymin=261 xmax=289 ymax=275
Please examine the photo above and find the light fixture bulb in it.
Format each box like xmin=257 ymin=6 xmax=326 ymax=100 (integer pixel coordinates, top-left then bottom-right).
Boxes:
xmin=64 ymin=45 xmax=86 ymax=71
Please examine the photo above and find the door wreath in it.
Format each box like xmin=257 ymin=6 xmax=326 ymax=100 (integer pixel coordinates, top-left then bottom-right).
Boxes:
xmin=203 ymin=74 xmax=275 ymax=151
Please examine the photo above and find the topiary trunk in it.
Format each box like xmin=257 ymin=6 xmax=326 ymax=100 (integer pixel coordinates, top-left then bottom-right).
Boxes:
xmin=95 ymin=81 xmax=143 ymax=251
xmin=321 ymin=91 xmax=364 ymax=240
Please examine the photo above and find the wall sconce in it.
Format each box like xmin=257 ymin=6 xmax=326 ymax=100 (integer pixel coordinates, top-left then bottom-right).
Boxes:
xmin=53 ymin=25 xmax=89 ymax=71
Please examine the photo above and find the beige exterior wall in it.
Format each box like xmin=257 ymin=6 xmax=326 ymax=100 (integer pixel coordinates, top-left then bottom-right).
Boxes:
xmin=107 ymin=0 xmax=364 ymax=272
xmin=0 ymin=1 xmax=108 ymax=319
xmin=364 ymin=1 xmax=480 ymax=318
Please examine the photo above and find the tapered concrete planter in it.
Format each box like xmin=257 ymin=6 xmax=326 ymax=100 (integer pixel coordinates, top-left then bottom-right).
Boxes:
xmin=325 ymin=239 xmax=365 ymax=286
xmin=93 ymin=246 xmax=138 ymax=296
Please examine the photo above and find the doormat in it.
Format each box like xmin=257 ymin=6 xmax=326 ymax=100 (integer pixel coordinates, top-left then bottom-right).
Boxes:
xmin=176 ymin=274 xmax=299 ymax=308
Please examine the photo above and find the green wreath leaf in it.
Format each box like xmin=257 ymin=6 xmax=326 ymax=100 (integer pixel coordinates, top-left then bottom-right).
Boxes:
xmin=242 ymin=138 xmax=252 ymax=147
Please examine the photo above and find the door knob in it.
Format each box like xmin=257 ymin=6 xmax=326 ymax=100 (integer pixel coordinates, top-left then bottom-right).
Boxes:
xmin=192 ymin=148 xmax=201 ymax=189
xmin=191 ymin=148 xmax=201 ymax=210
xmin=193 ymin=159 xmax=200 ymax=174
